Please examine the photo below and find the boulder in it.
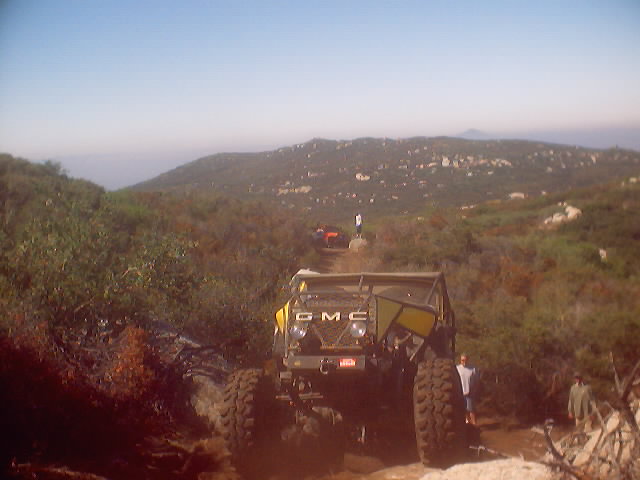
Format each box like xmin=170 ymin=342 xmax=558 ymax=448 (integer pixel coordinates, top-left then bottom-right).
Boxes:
xmin=421 ymin=458 xmax=552 ymax=480
xmin=349 ymin=238 xmax=368 ymax=251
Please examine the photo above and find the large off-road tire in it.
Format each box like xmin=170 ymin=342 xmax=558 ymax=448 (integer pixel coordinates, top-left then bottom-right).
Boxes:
xmin=219 ymin=368 xmax=275 ymax=463
xmin=413 ymin=357 xmax=466 ymax=466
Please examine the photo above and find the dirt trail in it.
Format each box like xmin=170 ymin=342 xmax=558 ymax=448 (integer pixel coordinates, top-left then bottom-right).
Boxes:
xmin=304 ymin=420 xmax=560 ymax=480
xmin=314 ymin=243 xmax=373 ymax=274
xmin=314 ymin=247 xmax=349 ymax=273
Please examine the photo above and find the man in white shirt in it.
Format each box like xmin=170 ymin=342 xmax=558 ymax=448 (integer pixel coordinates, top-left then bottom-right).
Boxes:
xmin=456 ymin=353 xmax=477 ymax=425
xmin=355 ymin=213 xmax=363 ymax=238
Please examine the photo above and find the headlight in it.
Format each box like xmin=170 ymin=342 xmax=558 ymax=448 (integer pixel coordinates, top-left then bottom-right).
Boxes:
xmin=289 ymin=322 xmax=308 ymax=340
xmin=349 ymin=321 xmax=367 ymax=338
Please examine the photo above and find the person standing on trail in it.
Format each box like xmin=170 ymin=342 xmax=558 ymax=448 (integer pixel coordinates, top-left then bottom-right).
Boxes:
xmin=312 ymin=225 xmax=325 ymax=247
xmin=355 ymin=213 xmax=363 ymax=238
xmin=456 ymin=353 xmax=478 ymax=426
xmin=568 ymin=372 xmax=596 ymax=430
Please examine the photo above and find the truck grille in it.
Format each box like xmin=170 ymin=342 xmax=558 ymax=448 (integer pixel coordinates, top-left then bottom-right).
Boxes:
xmin=303 ymin=293 xmax=372 ymax=349
xmin=311 ymin=318 xmax=356 ymax=347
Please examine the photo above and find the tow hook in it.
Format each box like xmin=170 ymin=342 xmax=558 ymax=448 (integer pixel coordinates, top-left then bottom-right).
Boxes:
xmin=319 ymin=358 xmax=337 ymax=375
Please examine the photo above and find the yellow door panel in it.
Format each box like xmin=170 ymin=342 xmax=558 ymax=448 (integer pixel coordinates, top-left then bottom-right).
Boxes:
xmin=396 ymin=306 xmax=435 ymax=337
xmin=375 ymin=297 xmax=403 ymax=341
xmin=275 ymin=301 xmax=289 ymax=333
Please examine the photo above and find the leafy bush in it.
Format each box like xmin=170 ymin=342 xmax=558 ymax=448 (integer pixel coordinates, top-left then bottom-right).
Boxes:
xmin=1 ymin=154 xmax=311 ymax=350
xmin=0 ymin=154 xmax=311 ymax=476
xmin=371 ymin=182 xmax=640 ymax=421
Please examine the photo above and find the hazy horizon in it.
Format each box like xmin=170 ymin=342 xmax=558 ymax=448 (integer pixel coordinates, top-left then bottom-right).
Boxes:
xmin=45 ymin=126 xmax=640 ymax=190
xmin=1 ymin=0 xmax=639 ymax=189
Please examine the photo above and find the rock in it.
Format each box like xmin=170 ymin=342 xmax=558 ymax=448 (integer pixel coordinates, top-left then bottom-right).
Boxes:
xmin=553 ymin=399 xmax=639 ymax=478
xmin=349 ymin=238 xmax=368 ymax=251
xmin=565 ymin=205 xmax=581 ymax=220
xmin=572 ymin=428 xmax=600 ymax=466
xmin=343 ymin=453 xmax=386 ymax=474
xmin=330 ymin=461 xmax=437 ymax=480
xmin=369 ymin=463 xmax=438 ymax=480
xmin=421 ymin=458 xmax=552 ymax=480
xmin=542 ymin=204 xmax=581 ymax=227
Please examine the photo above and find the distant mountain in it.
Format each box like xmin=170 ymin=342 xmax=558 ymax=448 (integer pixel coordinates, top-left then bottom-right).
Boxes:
xmin=130 ymin=136 xmax=640 ymax=222
xmin=456 ymin=129 xmax=493 ymax=140
xmin=455 ymin=126 xmax=640 ymax=152
xmin=510 ymin=126 xmax=640 ymax=152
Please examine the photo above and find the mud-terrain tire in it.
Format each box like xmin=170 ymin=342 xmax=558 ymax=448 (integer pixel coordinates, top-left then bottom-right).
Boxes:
xmin=413 ymin=357 xmax=465 ymax=466
xmin=219 ymin=368 xmax=275 ymax=464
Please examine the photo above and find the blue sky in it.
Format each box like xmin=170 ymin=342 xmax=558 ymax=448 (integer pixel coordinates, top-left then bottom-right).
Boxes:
xmin=1 ymin=1 xmax=639 ymax=189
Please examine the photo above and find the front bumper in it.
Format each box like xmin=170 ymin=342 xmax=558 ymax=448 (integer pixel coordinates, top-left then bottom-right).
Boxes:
xmin=284 ymin=354 xmax=367 ymax=373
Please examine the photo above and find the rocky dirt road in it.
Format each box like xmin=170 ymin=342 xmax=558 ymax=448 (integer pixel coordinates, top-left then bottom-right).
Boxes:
xmin=304 ymin=418 xmax=563 ymax=480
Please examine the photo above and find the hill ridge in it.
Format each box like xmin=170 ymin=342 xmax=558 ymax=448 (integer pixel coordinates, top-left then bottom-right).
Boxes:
xmin=131 ymin=136 xmax=640 ymax=221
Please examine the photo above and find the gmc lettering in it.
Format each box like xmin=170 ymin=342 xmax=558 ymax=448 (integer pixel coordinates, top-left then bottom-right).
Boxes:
xmin=294 ymin=312 xmax=368 ymax=322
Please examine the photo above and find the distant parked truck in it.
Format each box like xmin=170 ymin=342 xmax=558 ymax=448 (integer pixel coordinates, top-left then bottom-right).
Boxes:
xmin=311 ymin=225 xmax=349 ymax=249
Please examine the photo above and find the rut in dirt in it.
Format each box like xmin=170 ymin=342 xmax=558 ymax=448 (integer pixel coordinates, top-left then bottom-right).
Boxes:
xmin=313 ymin=247 xmax=349 ymax=273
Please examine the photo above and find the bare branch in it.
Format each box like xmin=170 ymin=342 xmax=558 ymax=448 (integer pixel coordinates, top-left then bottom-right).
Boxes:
xmin=11 ymin=463 xmax=109 ymax=480
xmin=468 ymin=444 xmax=508 ymax=459
xmin=620 ymin=358 xmax=640 ymax=403
xmin=542 ymin=419 xmax=592 ymax=479
xmin=610 ymin=352 xmax=623 ymax=393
